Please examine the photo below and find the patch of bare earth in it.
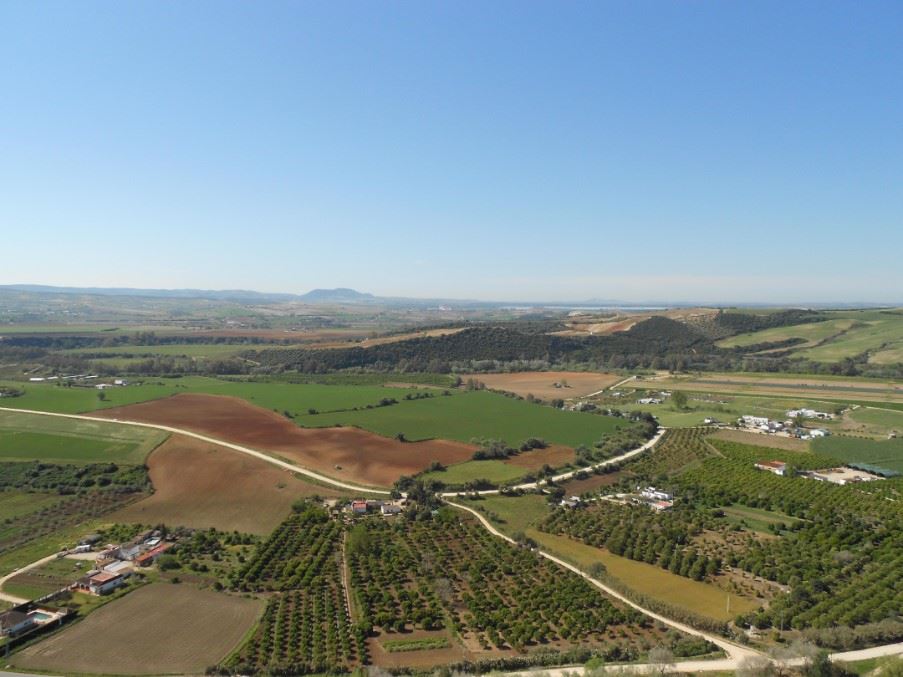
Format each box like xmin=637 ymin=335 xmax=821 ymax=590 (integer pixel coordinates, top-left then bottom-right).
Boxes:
xmin=504 ymin=445 xmax=574 ymax=470
xmin=112 ymin=434 xmax=345 ymax=534
xmin=13 ymin=583 xmax=263 ymax=675
xmin=96 ymin=393 xmax=476 ymax=487
xmin=462 ymin=371 xmax=622 ymax=399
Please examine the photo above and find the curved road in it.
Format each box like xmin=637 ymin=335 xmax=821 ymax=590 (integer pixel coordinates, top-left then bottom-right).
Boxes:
xmin=3 ymin=405 xmax=901 ymax=673
xmin=0 ymin=405 xmax=391 ymax=495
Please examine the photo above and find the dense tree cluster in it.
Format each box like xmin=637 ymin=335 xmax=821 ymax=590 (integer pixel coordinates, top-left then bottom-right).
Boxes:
xmin=0 ymin=460 xmax=149 ymax=493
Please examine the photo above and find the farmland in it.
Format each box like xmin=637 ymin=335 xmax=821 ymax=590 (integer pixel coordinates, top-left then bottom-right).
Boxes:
xmin=0 ymin=375 xmax=429 ymax=416
xmin=298 ymin=390 xmax=626 ymax=448
xmin=462 ymin=371 xmax=622 ymax=398
xmin=12 ymin=583 xmax=264 ymax=675
xmin=421 ymin=459 xmax=528 ymax=487
xmin=96 ymin=393 xmax=476 ymax=487
xmin=811 ymin=435 xmax=903 ymax=473
xmin=111 ymin=435 xmax=351 ymax=534
xmin=0 ymin=409 xmax=166 ymax=464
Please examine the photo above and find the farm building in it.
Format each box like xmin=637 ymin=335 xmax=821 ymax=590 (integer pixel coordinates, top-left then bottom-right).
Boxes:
xmin=754 ymin=460 xmax=788 ymax=476
xmin=787 ymin=408 xmax=833 ymax=420
xmin=350 ymin=500 xmax=369 ymax=514
xmin=135 ymin=543 xmax=173 ymax=568
xmin=75 ymin=571 xmax=124 ymax=595
xmin=640 ymin=487 xmax=673 ymax=502
xmin=380 ymin=502 xmax=403 ymax=515
xmin=560 ymin=496 xmax=582 ymax=509
xmin=0 ymin=609 xmax=33 ymax=637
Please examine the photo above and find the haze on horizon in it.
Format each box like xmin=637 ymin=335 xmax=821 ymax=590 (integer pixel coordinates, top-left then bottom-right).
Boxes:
xmin=1 ymin=2 xmax=901 ymax=304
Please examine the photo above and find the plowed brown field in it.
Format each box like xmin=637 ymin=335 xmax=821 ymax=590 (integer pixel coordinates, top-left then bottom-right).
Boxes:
xmin=96 ymin=393 xmax=475 ymax=486
xmin=112 ymin=435 xmax=345 ymax=534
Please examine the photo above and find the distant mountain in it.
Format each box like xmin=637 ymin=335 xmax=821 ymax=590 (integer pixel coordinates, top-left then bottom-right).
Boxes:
xmin=0 ymin=284 xmax=299 ymax=303
xmin=296 ymin=288 xmax=377 ymax=304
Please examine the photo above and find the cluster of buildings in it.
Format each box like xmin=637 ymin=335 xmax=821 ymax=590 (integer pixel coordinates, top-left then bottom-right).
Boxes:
xmin=753 ymin=460 xmax=884 ymax=485
xmin=738 ymin=415 xmax=830 ymax=439
xmin=637 ymin=392 xmax=670 ymax=405
xmin=73 ymin=530 xmax=173 ymax=597
xmin=637 ymin=486 xmax=674 ymax=511
xmin=787 ymin=408 xmax=834 ymax=421
xmin=337 ymin=498 xmax=406 ymax=516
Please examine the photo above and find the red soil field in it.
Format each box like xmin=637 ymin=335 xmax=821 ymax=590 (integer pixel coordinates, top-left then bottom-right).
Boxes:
xmin=96 ymin=393 xmax=476 ymax=487
xmin=504 ymin=445 xmax=574 ymax=470
xmin=112 ymin=435 xmax=345 ymax=534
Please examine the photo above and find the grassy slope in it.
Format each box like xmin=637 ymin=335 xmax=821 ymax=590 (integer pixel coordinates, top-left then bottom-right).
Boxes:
xmin=716 ymin=318 xmax=854 ymax=349
xmin=799 ymin=318 xmax=903 ymax=362
xmin=422 ymin=460 xmax=528 ymax=486
xmin=298 ymin=390 xmax=624 ymax=447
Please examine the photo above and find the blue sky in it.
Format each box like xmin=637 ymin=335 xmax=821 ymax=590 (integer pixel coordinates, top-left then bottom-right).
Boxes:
xmin=1 ymin=1 xmax=901 ymax=303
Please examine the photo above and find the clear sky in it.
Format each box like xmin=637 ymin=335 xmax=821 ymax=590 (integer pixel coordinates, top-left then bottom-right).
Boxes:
xmin=1 ymin=2 xmax=901 ymax=303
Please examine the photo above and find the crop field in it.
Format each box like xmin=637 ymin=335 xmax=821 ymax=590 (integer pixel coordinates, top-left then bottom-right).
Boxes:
xmin=111 ymin=435 xmax=349 ymax=534
xmin=462 ymin=371 xmax=622 ymax=398
xmin=529 ymin=531 xmax=757 ymax=623
xmin=13 ymin=583 xmax=264 ymax=674
xmin=629 ymin=373 xmax=903 ymax=406
xmin=0 ymin=376 xmax=427 ymax=416
xmin=299 ymin=390 xmax=625 ymax=448
xmin=96 ymin=394 xmax=475 ymax=486
xmin=0 ymin=410 xmax=166 ymax=464
xmin=844 ymin=406 xmax=903 ymax=437
xmin=811 ymin=435 xmax=903 ymax=473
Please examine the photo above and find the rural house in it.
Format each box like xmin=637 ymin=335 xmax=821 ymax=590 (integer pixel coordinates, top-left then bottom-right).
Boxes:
xmin=75 ymin=571 xmax=124 ymax=595
xmin=0 ymin=609 xmax=33 ymax=637
xmin=754 ymin=460 xmax=788 ymax=476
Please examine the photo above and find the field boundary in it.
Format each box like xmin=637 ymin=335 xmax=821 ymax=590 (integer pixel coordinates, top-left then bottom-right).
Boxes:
xmin=0 ymin=406 xmax=390 ymax=495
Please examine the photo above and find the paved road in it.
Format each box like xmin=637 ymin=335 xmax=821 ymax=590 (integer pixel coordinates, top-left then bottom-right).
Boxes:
xmin=0 ymin=405 xmax=390 ymax=495
xmin=441 ymin=427 xmax=667 ymax=497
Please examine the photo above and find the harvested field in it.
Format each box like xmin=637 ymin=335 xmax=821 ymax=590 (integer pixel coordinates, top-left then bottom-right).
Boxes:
xmin=710 ymin=429 xmax=811 ymax=452
xmin=112 ymin=435 xmax=346 ymax=534
xmin=562 ymin=470 xmax=623 ymax=495
xmin=463 ymin=371 xmax=621 ymax=398
xmin=13 ymin=583 xmax=264 ymax=674
xmin=504 ymin=444 xmax=574 ymax=470
xmin=96 ymin=393 xmax=475 ymax=486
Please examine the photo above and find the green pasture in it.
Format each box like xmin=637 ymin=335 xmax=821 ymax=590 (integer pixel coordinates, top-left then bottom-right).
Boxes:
xmin=716 ymin=318 xmax=854 ymax=349
xmin=718 ymin=505 xmax=802 ymax=535
xmin=812 ymin=435 xmax=903 ymax=473
xmin=798 ymin=318 xmax=903 ymax=362
xmin=298 ymin=390 xmax=625 ymax=447
xmin=422 ymin=460 xmax=527 ymax=487
xmin=0 ymin=410 xmax=166 ymax=464
xmin=0 ymin=491 xmax=61 ymax=521
xmin=529 ymin=530 xmax=758 ymax=622
xmin=0 ymin=376 xmax=426 ymax=417
xmin=461 ymin=494 xmax=551 ymax=534
xmin=846 ymin=407 xmax=903 ymax=437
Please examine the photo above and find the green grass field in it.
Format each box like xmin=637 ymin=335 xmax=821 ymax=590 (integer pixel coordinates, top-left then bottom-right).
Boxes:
xmin=718 ymin=505 xmax=802 ymax=534
xmin=846 ymin=407 xmax=903 ymax=437
xmin=0 ymin=376 xmax=430 ymax=417
xmin=0 ymin=410 xmax=166 ymax=464
xmin=799 ymin=318 xmax=903 ymax=362
xmin=298 ymin=390 xmax=625 ymax=447
xmin=422 ymin=460 xmax=528 ymax=487
xmin=811 ymin=435 xmax=903 ymax=473
xmin=462 ymin=493 xmax=551 ymax=533
xmin=716 ymin=318 xmax=855 ymax=350
xmin=529 ymin=530 xmax=758 ymax=622
xmin=0 ymin=491 xmax=61 ymax=521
